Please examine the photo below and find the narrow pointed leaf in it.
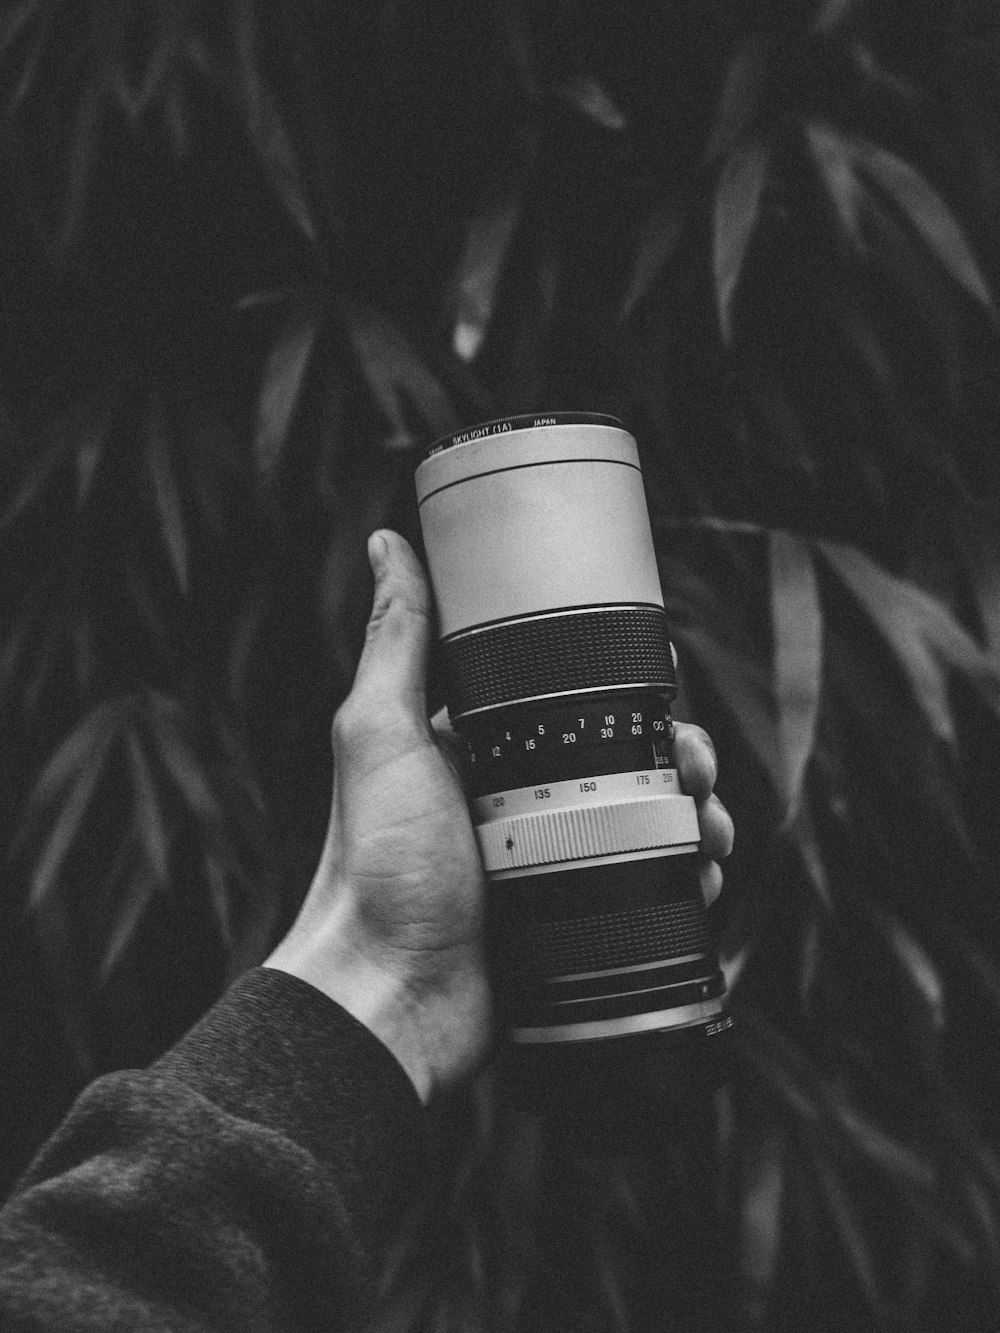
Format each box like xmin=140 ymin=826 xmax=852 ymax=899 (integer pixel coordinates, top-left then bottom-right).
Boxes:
xmin=148 ymin=698 xmax=222 ymax=822
xmin=888 ymin=920 xmax=944 ymax=1034
xmin=23 ymin=702 xmax=121 ymax=819
xmin=231 ymin=0 xmax=316 ymax=244
xmin=28 ymin=712 xmax=120 ymax=907
xmin=619 ymin=200 xmax=684 ymax=321
xmin=740 ymin=1131 xmax=785 ymax=1314
xmin=147 ymin=410 xmax=189 ymax=594
xmin=0 ymin=0 xmax=43 ymax=56
xmin=673 ymin=625 xmax=781 ymax=789
xmin=56 ymin=81 xmax=104 ymax=262
xmin=254 ymin=299 xmax=320 ymax=476
xmin=126 ymin=727 xmax=170 ymax=885
xmin=342 ymin=298 xmax=457 ymax=447
xmin=770 ymin=532 xmax=823 ymax=820
xmin=493 ymin=0 xmax=537 ymax=99
xmin=812 ymin=0 xmax=860 ymax=33
xmin=7 ymin=8 xmax=47 ymax=113
xmin=806 ymin=121 xmax=864 ymax=243
xmin=99 ymin=870 xmax=156 ymax=983
xmin=0 ymin=438 xmax=68 ymax=528
xmin=74 ymin=415 xmax=108 ymax=509
xmin=850 ymin=43 xmax=916 ymax=99
xmin=706 ymin=35 xmax=769 ymax=163
xmin=789 ymin=803 xmax=834 ymax=910
xmin=854 ymin=138 xmax=992 ymax=308
xmin=205 ymin=855 xmax=235 ymax=950
xmin=556 ymin=77 xmax=626 ymax=130
xmin=819 ymin=541 xmax=1000 ymax=742
xmin=813 ymin=1158 xmax=881 ymax=1307
xmin=450 ymin=188 xmax=521 ymax=362
xmin=713 ymin=139 xmax=770 ymax=342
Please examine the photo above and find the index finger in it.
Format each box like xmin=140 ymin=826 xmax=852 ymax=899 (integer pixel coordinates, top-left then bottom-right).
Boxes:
xmin=672 ymin=721 xmax=717 ymax=803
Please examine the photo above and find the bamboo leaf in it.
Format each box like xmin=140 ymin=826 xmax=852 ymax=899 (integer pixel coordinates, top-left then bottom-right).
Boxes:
xmin=23 ymin=701 xmax=122 ymax=820
xmin=74 ymin=414 xmax=108 ymax=509
xmin=818 ymin=542 xmax=1000 ymax=743
xmin=253 ymin=298 xmax=320 ymax=477
xmin=850 ymin=42 xmax=917 ymax=99
xmin=887 ymin=920 xmax=944 ymax=1035
xmin=147 ymin=699 xmax=223 ymax=823
xmin=673 ymin=624 xmax=780 ymax=789
xmin=789 ymin=803 xmax=834 ymax=911
xmin=555 ymin=77 xmax=626 ymax=130
xmin=125 ymin=727 xmax=170 ymax=885
xmin=342 ymin=298 xmax=457 ymax=447
xmin=813 ymin=1157 xmax=882 ymax=1308
xmin=26 ymin=706 xmax=121 ymax=907
xmin=713 ymin=138 xmax=770 ymax=342
xmin=806 ymin=121 xmax=864 ymax=243
xmin=204 ymin=855 xmax=235 ymax=950
xmin=706 ymin=34 xmax=769 ymax=163
xmin=0 ymin=422 xmax=73 ymax=529
xmin=71 ymin=613 xmax=97 ymax=693
xmin=493 ymin=0 xmax=537 ymax=99
xmin=0 ymin=0 xmax=43 ymax=56
xmin=99 ymin=869 xmax=157 ymax=983
xmin=56 ymin=80 xmax=105 ymax=263
xmin=450 ymin=188 xmax=521 ymax=362
xmin=770 ymin=532 xmax=823 ymax=821
xmin=147 ymin=406 xmax=189 ymax=594
xmin=740 ymin=1130 xmax=785 ymax=1318
xmin=812 ymin=0 xmax=860 ymax=33
xmin=619 ymin=200 xmax=685 ymax=321
xmin=831 ymin=1102 xmax=936 ymax=1192
xmin=4 ymin=0 xmax=47 ymax=112
xmin=853 ymin=138 xmax=993 ymax=310
xmin=230 ymin=0 xmax=316 ymax=244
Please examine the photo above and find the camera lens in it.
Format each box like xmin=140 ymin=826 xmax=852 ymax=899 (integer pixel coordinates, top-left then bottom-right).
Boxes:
xmin=416 ymin=414 xmax=731 ymax=1148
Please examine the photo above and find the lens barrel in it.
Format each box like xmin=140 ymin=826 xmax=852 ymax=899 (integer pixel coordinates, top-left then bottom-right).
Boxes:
xmin=416 ymin=414 xmax=731 ymax=1149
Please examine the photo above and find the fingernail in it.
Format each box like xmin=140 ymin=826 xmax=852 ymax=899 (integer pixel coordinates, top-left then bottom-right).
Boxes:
xmin=367 ymin=531 xmax=388 ymax=578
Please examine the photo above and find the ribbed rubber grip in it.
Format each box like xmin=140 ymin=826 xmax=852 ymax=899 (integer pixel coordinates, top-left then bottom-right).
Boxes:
xmin=476 ymin=794 xmax=699 ymax=872
xmin=444 ymin=606 xmax=677 ymax=717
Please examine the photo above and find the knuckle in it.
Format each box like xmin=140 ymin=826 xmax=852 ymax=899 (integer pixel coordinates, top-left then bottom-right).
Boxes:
xmin=330 ymin=698 xmax=368 ymax=752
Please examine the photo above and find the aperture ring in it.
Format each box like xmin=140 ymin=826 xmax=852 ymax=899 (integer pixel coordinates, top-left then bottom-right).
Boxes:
xmin=444 ymin=606 xmax=677 ymax=717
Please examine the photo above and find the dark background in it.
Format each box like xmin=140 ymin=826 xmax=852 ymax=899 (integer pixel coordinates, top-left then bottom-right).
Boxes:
xmin=3 ymin=2 xmax=1000 ymax=1329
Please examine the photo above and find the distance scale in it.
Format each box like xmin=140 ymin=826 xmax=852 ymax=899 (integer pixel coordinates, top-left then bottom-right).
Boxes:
xmin=460 ymin=691 xmax=677 ymax=797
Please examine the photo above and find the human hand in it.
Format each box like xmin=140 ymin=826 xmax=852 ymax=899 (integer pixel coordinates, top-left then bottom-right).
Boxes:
xmin=265 ymin=530 xmax=733 ymax=1104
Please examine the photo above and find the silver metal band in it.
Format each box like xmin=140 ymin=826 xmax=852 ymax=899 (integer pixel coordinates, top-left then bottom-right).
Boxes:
xmin=475 ymin=790 xmax=699 ymax=872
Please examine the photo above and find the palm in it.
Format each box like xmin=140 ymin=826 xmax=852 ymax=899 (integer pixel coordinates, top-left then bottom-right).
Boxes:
xmin=332 ymin=732 xmax=485 ymax=960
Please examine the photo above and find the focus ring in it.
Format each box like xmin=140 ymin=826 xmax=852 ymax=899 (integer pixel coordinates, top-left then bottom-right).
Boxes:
xmin=476 ymin=795 xmax=699 ymax=872
xmin=445 ymin=606 xmax=676 ymax=717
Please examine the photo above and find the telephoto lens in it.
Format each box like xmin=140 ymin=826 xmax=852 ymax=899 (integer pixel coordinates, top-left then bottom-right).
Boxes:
xmin=416 ymin=413 xmax=732 ymax=1152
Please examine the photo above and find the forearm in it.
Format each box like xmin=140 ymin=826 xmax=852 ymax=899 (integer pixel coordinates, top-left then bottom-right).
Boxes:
xmin=0 ymin=969 xmax=431 ymax=1331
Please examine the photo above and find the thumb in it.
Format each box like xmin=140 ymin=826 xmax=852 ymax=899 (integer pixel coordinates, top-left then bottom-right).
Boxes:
xmin=351 ymin=529 xmax=433 ymax=716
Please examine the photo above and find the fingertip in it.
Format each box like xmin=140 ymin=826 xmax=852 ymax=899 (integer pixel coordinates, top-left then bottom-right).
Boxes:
xmin=367 ymin=530 xmax=389 ymax=578
xmin=672 ymin=722 xmax=717 ymax=800
xmin=699 ymin=859 xmax=724 ymax=908
xmin=699 ymin=792 xmax=735 ymax=862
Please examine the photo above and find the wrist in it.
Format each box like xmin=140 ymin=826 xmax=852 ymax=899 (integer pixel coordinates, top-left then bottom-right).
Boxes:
xmin=264 ymin=921 xmax=438 ymax=1104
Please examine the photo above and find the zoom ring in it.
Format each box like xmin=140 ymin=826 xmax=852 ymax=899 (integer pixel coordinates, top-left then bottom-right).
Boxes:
xmin=519 ymin=899 xmax=712 ymax=976
xmin=444 ymin=607 xmax=677 ymax=717
xmin=477 ymin=795 xmax=699 ymax=872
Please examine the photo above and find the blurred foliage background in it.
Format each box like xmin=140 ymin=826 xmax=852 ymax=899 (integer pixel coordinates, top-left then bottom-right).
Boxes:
xmin=2 ymin=1 xmax=1000 ymax=1329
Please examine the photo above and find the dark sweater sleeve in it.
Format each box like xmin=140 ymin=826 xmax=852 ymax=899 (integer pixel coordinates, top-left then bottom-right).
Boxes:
xmin=0 ymin=967 xmax=431 ymax=1331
